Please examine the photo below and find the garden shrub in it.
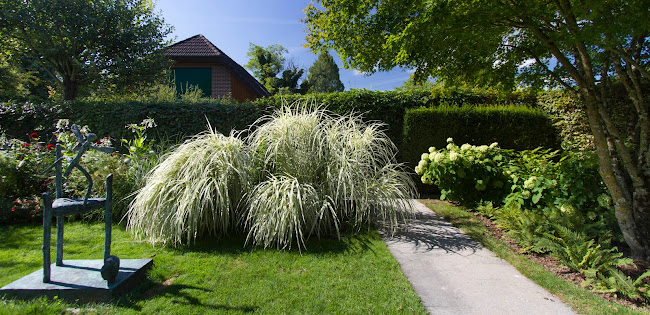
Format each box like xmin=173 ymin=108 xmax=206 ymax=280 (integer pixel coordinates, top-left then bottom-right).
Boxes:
xmin=257 ymin=88 xmax=536 ymax=148
xmin=403 ymin=105 xmax=560 ymax=169
xmin=0 ymin=120 xmax=159 ymax=224
xmin=415 ymin=139 xmax=512 ymax=206
xmin=415 ymin=141 xmax=645 ymax=300
xmin=0 ymin=132 xmax=53 ymax=222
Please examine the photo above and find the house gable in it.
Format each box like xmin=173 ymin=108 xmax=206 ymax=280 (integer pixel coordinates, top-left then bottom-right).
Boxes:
xmin=165 ymin=34 xmax=269 ymax=102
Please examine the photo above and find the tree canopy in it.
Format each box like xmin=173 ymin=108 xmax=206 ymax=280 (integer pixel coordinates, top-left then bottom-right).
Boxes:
xmin=0 ymin=0 xmax=172 ymax=100
xmin=245 ymin=43 xmax=306 ymax=95
xmin=306 ymin=51 xmax=344 ymax=93
xmin=305 ymin=0 xmax=650 ymax=259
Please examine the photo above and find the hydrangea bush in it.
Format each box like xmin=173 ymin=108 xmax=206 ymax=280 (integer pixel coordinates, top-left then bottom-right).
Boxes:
xmin=415 ymin=138 xmax=512 ymax=206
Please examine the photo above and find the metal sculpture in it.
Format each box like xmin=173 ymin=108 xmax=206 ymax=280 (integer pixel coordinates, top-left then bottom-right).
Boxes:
xmin=41 ymin=124 xmax=118 ymax=283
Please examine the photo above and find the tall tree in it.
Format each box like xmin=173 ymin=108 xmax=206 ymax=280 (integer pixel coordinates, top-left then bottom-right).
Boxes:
xmin=279 ymin=64 xmax=305 ymax=94
xmin=245 ymin=44 xmax=287 ymax=95
xmin=0 ymin=0 xmax=172 ymax=100
xmin=0 ymin=33 xmax=33 ymax=99
xmin=245 ymin=43 xmax=306 ymax=95
xmin=306 ymin=51 xmax=344 ymax=93
xmin=305 ymin=1 xmax=650 ymax=259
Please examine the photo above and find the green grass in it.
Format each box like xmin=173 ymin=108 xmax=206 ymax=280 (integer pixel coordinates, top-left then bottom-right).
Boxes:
xmin=0 ymin=222 xmax=426 ymax=314
xmin=420 ymin=199 xmax=648 ymax=315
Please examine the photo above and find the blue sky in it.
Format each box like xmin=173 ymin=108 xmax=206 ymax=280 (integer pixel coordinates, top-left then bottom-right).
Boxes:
xmin=154 ymin=0 xmax=414 ymax=91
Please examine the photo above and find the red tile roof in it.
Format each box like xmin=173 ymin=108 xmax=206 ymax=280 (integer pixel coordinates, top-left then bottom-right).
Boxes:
xmin=165 ymin=34 xmax=224 ymax=57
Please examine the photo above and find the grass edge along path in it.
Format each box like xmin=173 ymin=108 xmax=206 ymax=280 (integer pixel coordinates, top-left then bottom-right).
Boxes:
xmin=0 ymin=222 xmax=427 ymax=314
xmin=419 ymin=199 xmax=646 ymax=315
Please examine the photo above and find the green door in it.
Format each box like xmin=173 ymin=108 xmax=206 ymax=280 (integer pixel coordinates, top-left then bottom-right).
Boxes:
xmin=172 ymin=68 xmax=212 ymax=97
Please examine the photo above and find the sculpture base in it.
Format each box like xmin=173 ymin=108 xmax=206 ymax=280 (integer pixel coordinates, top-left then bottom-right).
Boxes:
xmin=0 ymin=259 xmax=153 ymax=303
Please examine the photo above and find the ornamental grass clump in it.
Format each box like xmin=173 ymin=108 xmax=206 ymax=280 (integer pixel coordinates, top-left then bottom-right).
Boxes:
xmin=127 ymin=131 xmax=253 ymax=246
xmin=127 ymin=106 xmax=415 ymax=250
xmin=245 ymin=107 xmax=415 ymax=249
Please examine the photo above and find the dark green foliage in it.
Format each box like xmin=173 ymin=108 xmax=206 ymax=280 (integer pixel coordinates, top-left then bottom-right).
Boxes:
xmin=539 ymin=225 xmax=630 ymax=273
xmin=0 ymin=0 xmax=172 ymax=100
xmin=0 ymin=101 xmax=263 ymax=152
xmin=403 ymin=105 xmax=560 ymax=168
xmin=306 ymin=51 xmax=344 ymax=93
xmin=258 ymin=89 xmax=536 ymax=150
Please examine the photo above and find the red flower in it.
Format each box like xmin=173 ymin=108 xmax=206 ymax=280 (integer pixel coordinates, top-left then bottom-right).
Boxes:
xmin=46 ymin=144 xmax=55 ymax=150
xmin=22 ymin=143 xmax=29 ymax=148
xmin=96 ymin=140 xmax=102 ymax=144
xmin=30 ymin=133 xmax=38 ymax=139
xmin=11 ymin=207 xmax=15 ymax=212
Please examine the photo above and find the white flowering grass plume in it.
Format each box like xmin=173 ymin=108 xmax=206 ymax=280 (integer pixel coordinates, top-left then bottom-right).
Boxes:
xmin=245 ymin=106 xmax=416 ymax=250
xmin=127 ymin=130 xmax=254 ymax=246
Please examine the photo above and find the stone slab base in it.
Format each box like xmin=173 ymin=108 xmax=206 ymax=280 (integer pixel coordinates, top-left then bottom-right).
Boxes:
xmin=0 ymin=259 xmax=153 ymax=303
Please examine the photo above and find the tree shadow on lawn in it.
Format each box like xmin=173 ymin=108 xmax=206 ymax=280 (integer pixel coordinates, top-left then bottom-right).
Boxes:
xmin=115 ymin=277 xmax=257 ymax=313
xmin=382 ymin=207 xmax=484 ymax=254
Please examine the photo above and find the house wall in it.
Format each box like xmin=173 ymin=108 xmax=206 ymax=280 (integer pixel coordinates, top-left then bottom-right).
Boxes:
xmin=171 ymin=60 xmax=231 ymax=98
xmin=231 ymin=75 xmax=257 ymax=102
xmin=171 ymin=58 xmax=260 ymax=102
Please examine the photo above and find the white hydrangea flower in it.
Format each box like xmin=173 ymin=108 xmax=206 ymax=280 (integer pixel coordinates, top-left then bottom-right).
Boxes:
xmin=428 ymin=146 xmax=436 ymax=153
xmin=418 ymin=159 xmax=429 ymax=169
xmin=523 ymin=176 xmax=537 ymax=189
xmin=521 ymin=190 xmax=531 ymax=198
xmin=447 ymin=137 xmax=454 ymax=143
xmin=415 ymin=165 xmax=423 ymax=175
xmin=478 ymin=145 xmax=489 ymax=152
xmin=489 ymin=142 xmax=499 ymax=148
xmin=560 ymin=203 xmax=575 ymax=213
xmin=433 ymin=152 xmax=444 ymax=163
xmin=449 ymin=151 xmax=459 ymax=161
xmin=460 ymin=143 xmax=471 ymax=151
xmin=421 ymin=153 xmax=430 ymax=161
xmin=446 ymin=143 xmax=455 ymax=150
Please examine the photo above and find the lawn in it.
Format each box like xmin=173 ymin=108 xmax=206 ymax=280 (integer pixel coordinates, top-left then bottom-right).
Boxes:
xmin=0 ymin=222 xmax=427 ymax=314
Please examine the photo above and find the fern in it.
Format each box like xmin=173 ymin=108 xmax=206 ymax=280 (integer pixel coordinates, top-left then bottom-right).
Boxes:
xmin=539 ymin=224 xmax=632 ymax=273
xmin=583 ymin=268 xmax=650 ymax=301
xmin=495 ymin=204 xmax=548 ymax=253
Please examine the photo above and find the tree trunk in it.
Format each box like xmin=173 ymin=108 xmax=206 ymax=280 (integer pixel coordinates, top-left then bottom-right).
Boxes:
xmin=631 ymin=187 xmax=650 ymax=261
xmin=63 ymin=75 xmax=78 ymax=101
xmin=584 ymin=94 xmax=650 ymax=261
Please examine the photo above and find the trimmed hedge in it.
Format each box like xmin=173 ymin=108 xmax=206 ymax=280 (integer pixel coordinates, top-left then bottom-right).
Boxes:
xmin=402 ymin=105 xmax=560 ymax=168
xmin=0 ymin=101 xmax=263 ymax=149
xmin=257 ymin=89 xmax=536 ymax=146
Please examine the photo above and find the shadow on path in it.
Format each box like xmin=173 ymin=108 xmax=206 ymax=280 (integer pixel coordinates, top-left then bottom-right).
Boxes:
xmin=382 ymin=205 xmax=483 ymax=254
